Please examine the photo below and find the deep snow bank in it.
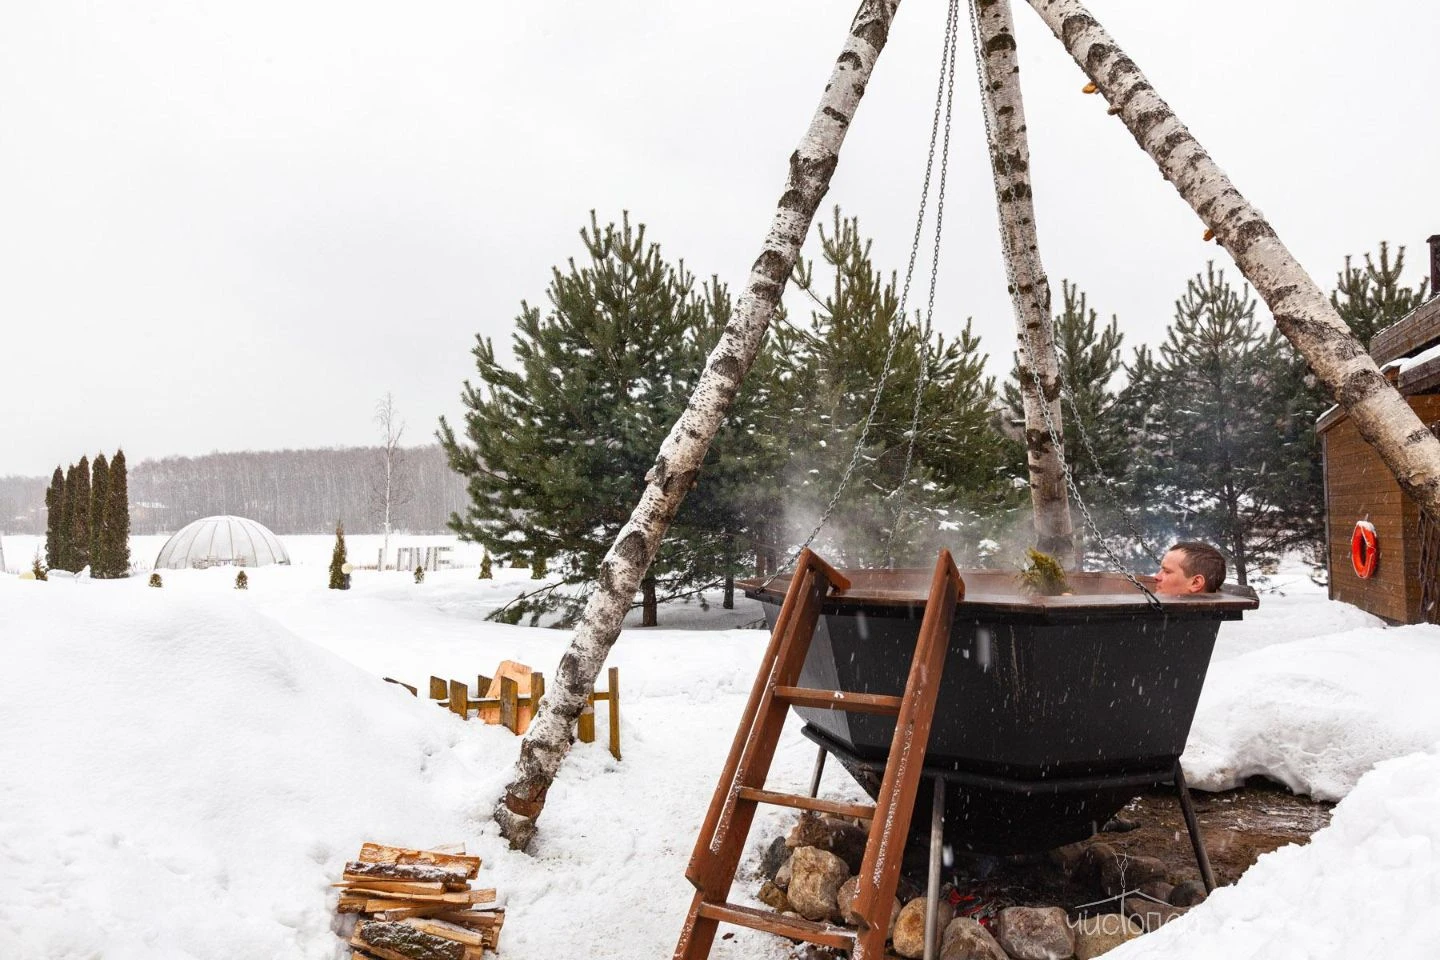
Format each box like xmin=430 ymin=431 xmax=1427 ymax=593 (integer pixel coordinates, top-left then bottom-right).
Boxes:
xmin=1114 ymin=745 xmax=1440 ymax=958
xmin=0 ymin=577 xmax=504 ymax=960
xmin=1184 ymin=624 xmax=1440 ymax=799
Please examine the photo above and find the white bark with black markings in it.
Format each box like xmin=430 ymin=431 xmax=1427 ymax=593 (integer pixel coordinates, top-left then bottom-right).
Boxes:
xmin=494 ymin=0 xmax=904 ymax=850
xmin=974 ymin=0 xmax=1074 ymax=562
xmin=1021 ymin=0 xmax=1440 ymax=525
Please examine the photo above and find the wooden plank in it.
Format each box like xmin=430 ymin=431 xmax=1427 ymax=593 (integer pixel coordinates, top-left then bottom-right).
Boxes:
xmin=773 ymin=687 xmax=903 ymax=715
xmin=1370 ymin=296 xmax=1440 ymax=366
xmin=737 ymin=787 xmax=875 ymax=820
xmin=429 ymin=676 xmax=447 ymax=700
xmin=352 ymin=922 xmax=465 ymax=960
xmin=694 ymin=900 xmax=854 ymax=950
xmin=402 ymin=918 xmax=486 ymax=947
xmin=607 ymin=666 xmax=621 ymax=761
xmin=347 ymin=887 xmax=496 ymax=905
xmin=333 ymin=879 xmax=446 ymax=894
xmin=448 ymin=679 xmax=469 ymax=719
xmin=578 ymin=703 xmax=595 ymax=744
xmin=499 ymin=676 xmax=520 ymax=733
xmin=357 ymin=843 xmax=480 ymax=878
xmin=343 ymin=862 xmax=472 ymax=885
xmin=384 ymin=678 xmax=418 ymax=696
xmin=852 ymin=550 xmax=960 ymax=956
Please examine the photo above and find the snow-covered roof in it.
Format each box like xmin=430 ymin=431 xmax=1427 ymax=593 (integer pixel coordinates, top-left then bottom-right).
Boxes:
xmin=153 ymin=515 xmax=291 ymax=569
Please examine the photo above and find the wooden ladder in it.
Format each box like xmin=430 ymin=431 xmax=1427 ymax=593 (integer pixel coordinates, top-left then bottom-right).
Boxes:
xmin=674 ymin=548 xmax=963 ymax=959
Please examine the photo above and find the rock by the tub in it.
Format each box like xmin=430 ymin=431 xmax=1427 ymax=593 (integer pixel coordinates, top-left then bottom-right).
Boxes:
xmin=835 ymin=876 xmax=900 ymax=936
xmin=938 ymin=916 xmax=1007 ymax=960
xmin=786 ymin=811 xmax=870 ymax=875
xmin=1123 ymin=896 xmax=1188 ymax=932
xmin=1078 ymin=842 xmax=1118 ymax=889
xmin=890 ymin=896 xmax=956 ymax=958
xmin=787 ymin=846 xmax=850 ymax=922
xmin=1048 ymin=842 xmax=1089 ymax=881
xmin=1100 ymin=854 xmax=1169 ymax=897
xmin=1168 ymin=879 xmax=1208 ymax=907
xmin=775 ymin=854 xmax=793 ymax=891
xmin=1072 ymin=913 xmax=1142 ymax=959
xmin=756 ymin=834 xmax=789 ymax=881
xmin=1137 ymin=880 xmax=1174 ymax=904
xmin=757 ymin=879 xmax=790 ymax=912
xmin=995 ymin=906 xmax=1076 ymax=960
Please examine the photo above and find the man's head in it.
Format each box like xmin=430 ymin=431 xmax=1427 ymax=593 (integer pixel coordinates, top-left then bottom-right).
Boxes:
xmin=1155 ymin=542 xmax=1225 ymax=595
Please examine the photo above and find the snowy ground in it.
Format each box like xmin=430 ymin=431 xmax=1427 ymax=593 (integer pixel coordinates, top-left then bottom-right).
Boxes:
xmin=2 ymin=551 xmax=1439 ymax=959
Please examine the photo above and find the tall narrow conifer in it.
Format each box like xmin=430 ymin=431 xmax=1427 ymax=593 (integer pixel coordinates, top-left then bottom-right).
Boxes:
xmin=68 ymin=456 xmax=91 ymax=573
xmin=45 ymin=467 xmax=65 ymax=571
xmin=90 ymin=453 xmax=110 ymax=577
xmin=104 ymin=449 xmax=131 ymax=577
xmin=328 ymin=522 xmax=347 ymax=589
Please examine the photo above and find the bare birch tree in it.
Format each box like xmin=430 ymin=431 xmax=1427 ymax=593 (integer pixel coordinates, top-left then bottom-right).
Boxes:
xmin=494 ymin=0 xmax=904 ymax=849
xmin=372 ymin=393 xmax=410 ymax=570
xmin=972 ymin=0 xmax=1074 ymax=563
xmin=1020 ymin=0 xmax=1440 ymax=523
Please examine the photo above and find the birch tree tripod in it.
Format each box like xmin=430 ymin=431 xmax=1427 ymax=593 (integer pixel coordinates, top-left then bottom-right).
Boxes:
xmin=494 ymin=0 xmax=1440 ymax=856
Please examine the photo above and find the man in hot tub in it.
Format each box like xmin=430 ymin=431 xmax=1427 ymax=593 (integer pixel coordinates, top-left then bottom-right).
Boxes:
xmin=1153 ymin=541 xmax=1225 ymax=596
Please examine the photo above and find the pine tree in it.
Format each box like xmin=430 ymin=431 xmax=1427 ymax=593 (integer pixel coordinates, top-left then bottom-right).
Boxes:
xmin=67 ymin=457 xmax=91 ymax=573
xmin=1330 ymin=242 xmax=1430 ymax=349
xmin=235 ymin=570 xmax=249 ymax=590
xmin=104 ymin=449 xmax=131 ymax=578
xmin=1123 ymin=264 xmax=1314 ymax=584
xmin=149 ymin=572 xmax=163 ymax=588
xmin=414 ymin=565 xmax=425 ymax=584
xmin=439 ymin=213 xmax=772 ymax=625
xmin=58 ymin=464 xmax=75 ymax=571
xmin=89 ymin=453 xmax=110 ymax=578
xmin=329 ymin=522 xmax=347 ymax=589
xmin=776 ymin=210 xmax=1015 ymax=567
xmin=44 ymin=467 xmax=64 ymax=572
xmin=479 ymin=550 xmax=493 ymax=579
xmin=32 ymin=553 xmax=48 ymax=581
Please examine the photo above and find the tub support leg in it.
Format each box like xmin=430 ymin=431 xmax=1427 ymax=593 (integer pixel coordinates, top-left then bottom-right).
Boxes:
xmin=924 ymin=776 xmax=946 ymax=960
xmin=1173 ymin=760 xmax=1215 ymax=893
xmin=808 ymin=744 xmax=828 ymax=798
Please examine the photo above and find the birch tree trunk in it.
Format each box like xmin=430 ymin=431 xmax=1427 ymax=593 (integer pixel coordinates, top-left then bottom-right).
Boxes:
xmin=494 ymin=0 xmax=903 ymax=850
xmin=973 ymin=0 xmax=1074 ymax=563
xmin=1022 ymin=0 xmax=1440 ymax=525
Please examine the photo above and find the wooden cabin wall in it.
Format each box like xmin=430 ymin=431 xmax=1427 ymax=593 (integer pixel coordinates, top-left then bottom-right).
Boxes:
xmin=1323 ymin=394 xmax=1440 ymax=623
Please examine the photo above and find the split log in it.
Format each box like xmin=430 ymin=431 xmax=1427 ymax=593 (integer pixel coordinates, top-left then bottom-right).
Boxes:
xmin=358 ymin=843 xmax=480 ymax=879
xmin=343 ymin=861 xmax=473 ymax=885
xmin=333 ymin=880 xmax=447 ymax=896
xmin=344 ymin=887 xmax=495 ymax=905
xmin=351 ymin=920 xmax=474 ymax=960
xmin=402 ymin=918 xmax=485 ymax=947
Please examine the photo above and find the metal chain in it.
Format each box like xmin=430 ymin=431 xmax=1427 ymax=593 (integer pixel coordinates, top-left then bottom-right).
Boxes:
xmin=884 ymin=0 xmax=962 ymax=568
xmin=766 ymin=0 xmax=962 ymax=586
xmin=965 ymin=0 xmax=1160 ymax=607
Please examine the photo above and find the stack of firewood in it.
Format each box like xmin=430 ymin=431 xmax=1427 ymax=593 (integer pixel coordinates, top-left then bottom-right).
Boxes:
xmin=336 ymin=842 xmax=505 ymax=958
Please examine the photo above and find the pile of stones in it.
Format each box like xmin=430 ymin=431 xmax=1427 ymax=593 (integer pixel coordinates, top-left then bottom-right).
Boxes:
xmin=753 ymin=813 xmax=1209 ymax=960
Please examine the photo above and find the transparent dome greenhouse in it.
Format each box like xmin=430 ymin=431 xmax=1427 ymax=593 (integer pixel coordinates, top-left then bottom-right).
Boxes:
xmin=152 ymin=516 xmax=291 ymax=570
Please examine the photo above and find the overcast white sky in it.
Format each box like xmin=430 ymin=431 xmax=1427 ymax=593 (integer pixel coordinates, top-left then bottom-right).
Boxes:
xmin=2 ymin=0 xmax=1435 ymax=477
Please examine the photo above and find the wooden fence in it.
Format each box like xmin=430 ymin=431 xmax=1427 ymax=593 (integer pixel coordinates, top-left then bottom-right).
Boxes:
xmin=386 ymin=665 xmax=621 ymax=761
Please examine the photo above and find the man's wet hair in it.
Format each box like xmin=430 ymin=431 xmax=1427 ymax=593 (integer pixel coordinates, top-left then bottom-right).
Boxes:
xmin=1169 ymin=541 xmax=1225 ymax=593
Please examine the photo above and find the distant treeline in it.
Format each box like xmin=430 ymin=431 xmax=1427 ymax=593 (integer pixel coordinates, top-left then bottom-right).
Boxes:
xmin=1 ymin=445 xmax=467 ymax=536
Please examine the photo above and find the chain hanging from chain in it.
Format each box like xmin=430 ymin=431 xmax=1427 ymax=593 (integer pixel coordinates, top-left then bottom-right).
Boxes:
xmin=765 ymin=0 xmax=964 ymax=586
xmin=883 ymin=0 xmax=962 ymax=569
xmin=965 ymin=0 xmax=1160 ymax=607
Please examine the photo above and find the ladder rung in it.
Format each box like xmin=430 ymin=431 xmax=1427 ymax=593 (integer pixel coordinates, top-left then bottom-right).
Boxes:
xmin=695 ymin=901 xmax=856 ymax=950
xmin=737 ymin=787 xmax=876 ymax=820
xmin=774 ymin=686 xmax=903 ymax=715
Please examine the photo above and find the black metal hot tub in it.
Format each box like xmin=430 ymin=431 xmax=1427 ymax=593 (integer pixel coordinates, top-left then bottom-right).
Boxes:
xmin=742 ymin=569 xmax=1257 ymax=855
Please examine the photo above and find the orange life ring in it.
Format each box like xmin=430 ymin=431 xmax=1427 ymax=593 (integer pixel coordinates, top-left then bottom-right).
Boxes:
xmin=1351 ymin=522 xmax=1378 ymax=579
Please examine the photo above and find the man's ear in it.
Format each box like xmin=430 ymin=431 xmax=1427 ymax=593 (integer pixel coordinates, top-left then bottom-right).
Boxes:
xmin=1189 ymin=573 xmax=1206 ymax=593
